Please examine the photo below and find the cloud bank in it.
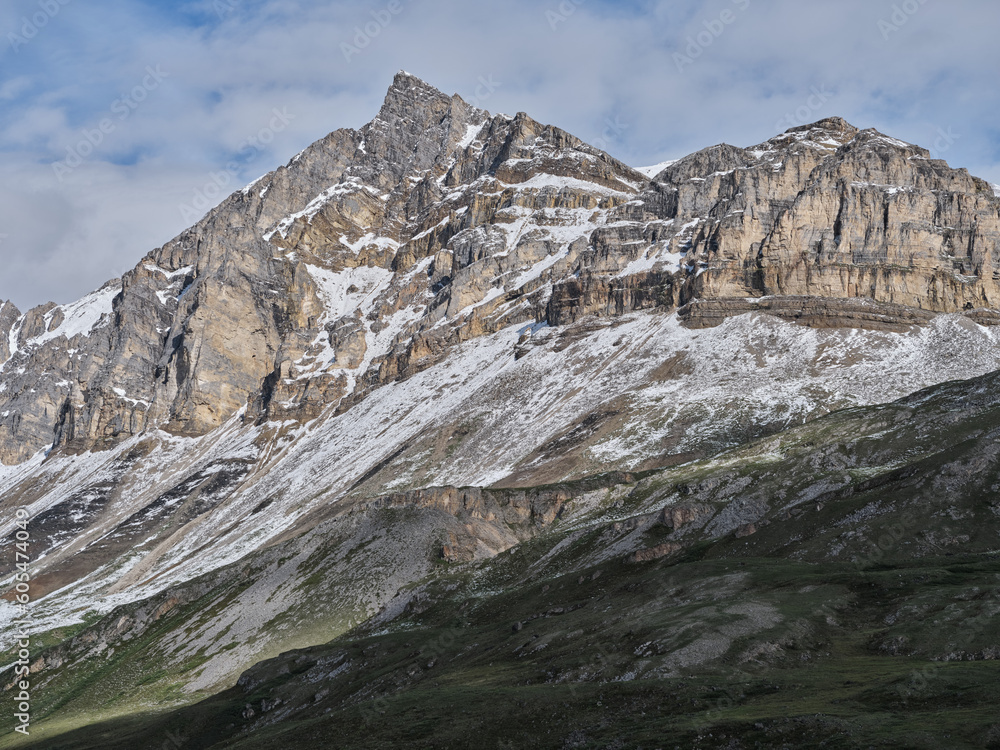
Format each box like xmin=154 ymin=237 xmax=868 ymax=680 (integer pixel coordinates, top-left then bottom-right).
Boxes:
xmin=0 ymin=0 xmax=997 ymax=309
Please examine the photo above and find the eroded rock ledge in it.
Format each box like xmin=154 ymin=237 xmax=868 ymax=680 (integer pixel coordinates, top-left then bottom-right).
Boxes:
xmin=677 ymin=296 xmax=999 ymax=331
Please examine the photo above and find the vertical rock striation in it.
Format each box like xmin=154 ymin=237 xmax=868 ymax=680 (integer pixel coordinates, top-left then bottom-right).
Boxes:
xmin=1 ymin=76 xmax=998 ymax=466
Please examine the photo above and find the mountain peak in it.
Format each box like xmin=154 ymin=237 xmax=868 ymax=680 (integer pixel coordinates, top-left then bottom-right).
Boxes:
xmin=0 ymin=300 xmax=23 ymax=366
xmin=394 ymin=69 xmax=432 ymax=86
xmin=7 ymin=71 xmax=1000 ymax=750
xmin=761 ymin=116 xmax=860 ymax=152
xmin=3 ymin=76 xmax=998 ymax=466
xmin=785 ymin=116 xmax=859 ymax=136
xmin=379 ymin=70 xmax=452 ymax=115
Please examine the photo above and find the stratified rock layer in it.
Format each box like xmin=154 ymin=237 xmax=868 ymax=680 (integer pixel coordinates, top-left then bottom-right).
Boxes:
xmin=1 ymin=78 xmax=998 ymax=465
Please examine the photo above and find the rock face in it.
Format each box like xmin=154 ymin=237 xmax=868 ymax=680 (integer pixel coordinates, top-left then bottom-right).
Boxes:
xmin=0 ymin=301 xmax=20 ymax=365
xmin=6 ymin=76 xmax=1000 ymax=744
xmin=1 ymin=77 xmax=998 ymax=466
xmin=681 ymin=119 xmax=1000 ymax=311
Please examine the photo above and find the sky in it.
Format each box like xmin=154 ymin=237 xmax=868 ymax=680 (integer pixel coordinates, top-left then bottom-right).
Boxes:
xmin=0 ymin=0 xmax=997 ymax=310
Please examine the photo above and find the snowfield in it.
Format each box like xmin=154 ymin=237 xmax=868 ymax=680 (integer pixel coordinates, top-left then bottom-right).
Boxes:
xmin=3 ymin=307 xmax=1000 ymax=651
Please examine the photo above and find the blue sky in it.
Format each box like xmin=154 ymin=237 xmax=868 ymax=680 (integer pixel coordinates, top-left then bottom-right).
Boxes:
xmin=1 ymin=0 xmax=998 ymax=309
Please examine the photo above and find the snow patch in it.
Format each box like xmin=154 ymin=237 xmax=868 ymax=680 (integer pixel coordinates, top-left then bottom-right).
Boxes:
xmin=265 ymin=179 xmax=384 ymax=240
xmin=634 ymin=160 xmax=678 ymax=178
xmin=457 ymin=122 xmax=483 ymax=150
xmin=506 ymin=173 xmax=632 ymax=196
xmin=304 ymin=264 xmax=394 ymax=324
xmin=339 ymin=233 xmax=400 ymax=255
xmin=31 ymin=286 xmax=118 ymax=347
xmin=241 ymin=173 xmax=270 ymax=196
xmin=614 ymin=249 xmax=683 ymax=278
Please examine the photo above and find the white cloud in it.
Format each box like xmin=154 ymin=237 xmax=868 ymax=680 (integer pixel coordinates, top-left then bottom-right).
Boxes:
xmin=0 ymin=0 xmax=997 ymax=309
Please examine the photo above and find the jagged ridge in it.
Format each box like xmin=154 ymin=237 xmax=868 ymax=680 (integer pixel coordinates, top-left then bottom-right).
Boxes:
xmin=0 ymin=72 xmax=998 ymax=465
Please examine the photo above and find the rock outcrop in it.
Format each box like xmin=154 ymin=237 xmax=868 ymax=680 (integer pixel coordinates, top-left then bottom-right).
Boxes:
xmin=5 ymin=77 xmax=1000 ymax=750
xmin=1 ymin=77 xmax=998 ymax=468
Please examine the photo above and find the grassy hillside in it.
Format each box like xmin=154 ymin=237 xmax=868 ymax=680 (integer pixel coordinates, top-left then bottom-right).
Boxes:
xmin=8 ymin=369 xmax=1000 ymax=748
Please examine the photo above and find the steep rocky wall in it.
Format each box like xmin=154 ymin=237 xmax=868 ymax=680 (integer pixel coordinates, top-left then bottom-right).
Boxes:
xmin=2 ymin=78 xmax=999 ymax=466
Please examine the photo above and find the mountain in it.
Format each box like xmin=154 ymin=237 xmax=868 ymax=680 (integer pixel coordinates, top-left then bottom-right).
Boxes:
xmin=3 ymin=74 xmax=1000 ymax=465
xmin=19 ymin=366 xmax=1000 ymax=749
xmin=1 ymin=72 xmax=999 ymax=748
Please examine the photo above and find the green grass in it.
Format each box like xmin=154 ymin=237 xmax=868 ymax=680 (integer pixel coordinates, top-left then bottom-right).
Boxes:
xmin=10 ymin=367 xmax=1000 ymax=747
xmin=12 ymin=552 xmax=1000 ymax=749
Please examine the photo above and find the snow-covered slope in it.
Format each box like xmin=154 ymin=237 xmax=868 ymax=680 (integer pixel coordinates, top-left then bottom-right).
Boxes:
xmin=2 ymin=75 xmax=1000 ymax=720
xmin=5 ymin=306 xmax=1000 ymax=658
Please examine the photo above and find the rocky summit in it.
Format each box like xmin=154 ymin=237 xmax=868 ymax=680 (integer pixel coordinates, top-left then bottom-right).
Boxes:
xmin=2 ymin=73 xmax=1000 ymax=749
